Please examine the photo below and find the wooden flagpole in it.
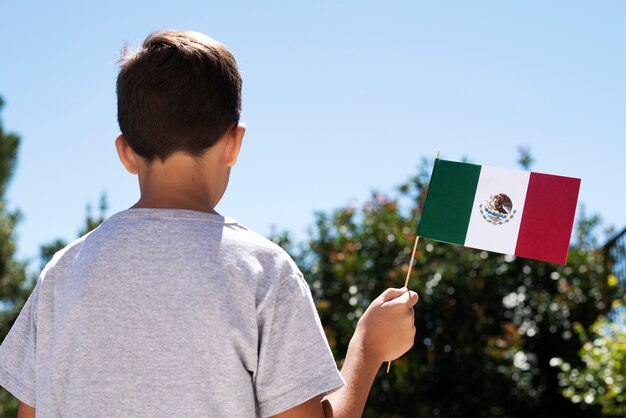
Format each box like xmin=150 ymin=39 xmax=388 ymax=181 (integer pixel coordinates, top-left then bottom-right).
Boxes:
xmin=404 ymin=236 xmax=420 ymax=288
xmin=386 ymin=235 xmax=420 ymax=373
xmin=386 ymin=151 xmax=437 ymax=373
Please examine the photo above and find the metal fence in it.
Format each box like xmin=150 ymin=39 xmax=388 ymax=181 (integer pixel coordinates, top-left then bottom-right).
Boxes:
xmin=605 ymin=226 xmax=626 ymax=328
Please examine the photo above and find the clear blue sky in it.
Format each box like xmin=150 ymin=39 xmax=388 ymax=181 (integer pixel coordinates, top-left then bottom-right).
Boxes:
xmin=1 ymin=0 xmax=625 ymax=270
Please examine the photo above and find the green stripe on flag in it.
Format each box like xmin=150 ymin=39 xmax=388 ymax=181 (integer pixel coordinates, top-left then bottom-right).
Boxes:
xmin=418 ymin=159 xmax=482 ymax=245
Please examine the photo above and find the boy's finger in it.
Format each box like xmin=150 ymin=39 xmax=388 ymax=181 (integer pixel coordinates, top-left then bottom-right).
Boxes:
xmin=381 ymin=287 xmax=408 ymax=302
xmin=385 ymin=290 xmax=419 ymax=307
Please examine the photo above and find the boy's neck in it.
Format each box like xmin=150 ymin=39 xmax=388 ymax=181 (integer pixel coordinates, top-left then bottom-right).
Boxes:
xmin=131 ymin=196 xmax=220 ymax=215
xmin=131 ymin=152 xmax=228 ymax=215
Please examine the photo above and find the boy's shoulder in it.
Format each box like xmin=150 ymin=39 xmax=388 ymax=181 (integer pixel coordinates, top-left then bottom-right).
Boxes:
xmin=226 ymin=220 xmax=296 ymax=264
xmin=106 ymin=207 xmax=293 ymax=257
xmin=38 ymin=229 xmax=95 ymax=285
xmin=43 ymin=208 xmax=300 ymax=284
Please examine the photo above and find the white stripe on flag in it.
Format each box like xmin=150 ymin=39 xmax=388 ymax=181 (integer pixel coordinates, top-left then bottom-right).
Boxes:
xmin=464 ymin=165 xmax=531 ymax=256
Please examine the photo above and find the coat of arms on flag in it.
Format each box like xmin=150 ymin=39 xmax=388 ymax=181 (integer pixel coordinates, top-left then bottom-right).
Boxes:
xmin=479 ymin=193 xmax=516 ymax=225
xmin=417 ymin=158 xmax=581 ymax=265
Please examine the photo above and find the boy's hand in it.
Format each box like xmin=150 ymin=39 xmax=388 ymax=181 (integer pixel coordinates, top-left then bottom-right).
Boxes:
xmin=274 ymin=287 xmax=419 ymax=418
xmin=351 ymin=287 xmax=418 ymax=365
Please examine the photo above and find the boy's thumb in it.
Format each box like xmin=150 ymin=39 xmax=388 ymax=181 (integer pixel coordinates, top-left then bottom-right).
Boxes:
xmin=381 ymin=287 xmax=408 ymax=302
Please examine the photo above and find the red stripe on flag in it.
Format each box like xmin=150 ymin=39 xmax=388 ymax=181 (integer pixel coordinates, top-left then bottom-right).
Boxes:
xmin=514 ymin=173 xmax=580 ymax=264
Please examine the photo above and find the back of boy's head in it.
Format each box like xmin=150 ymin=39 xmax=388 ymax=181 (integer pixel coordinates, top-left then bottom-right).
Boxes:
xmin=117 ymin=30 xmax=242 ymax=163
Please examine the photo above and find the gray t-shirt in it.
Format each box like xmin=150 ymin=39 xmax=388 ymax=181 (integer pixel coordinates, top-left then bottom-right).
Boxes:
xmin=0 ymin=208 xmax=344 ymax=417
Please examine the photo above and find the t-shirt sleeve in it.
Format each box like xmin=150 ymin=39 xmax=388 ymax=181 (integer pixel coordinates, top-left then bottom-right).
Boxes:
xmin=255 ymin=272 xmax=345 ymax=417
xmin=0 ymin=285 xmax=39 ymax=407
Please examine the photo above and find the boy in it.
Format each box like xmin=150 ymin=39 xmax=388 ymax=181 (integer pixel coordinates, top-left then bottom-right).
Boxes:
xmin=0 ymin=30 xmax=418 ymax=417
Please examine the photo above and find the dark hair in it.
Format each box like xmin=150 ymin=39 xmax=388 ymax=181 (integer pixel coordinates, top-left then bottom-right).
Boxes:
xmin=116 ymin=30 xmax=242 ymax=162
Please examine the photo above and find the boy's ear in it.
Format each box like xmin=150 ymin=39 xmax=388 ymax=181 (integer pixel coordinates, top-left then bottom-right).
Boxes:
xmin=224 ymin=123 xmax=245 ymax=167
xmin=115 ymin=134 xmax=140 ymax=174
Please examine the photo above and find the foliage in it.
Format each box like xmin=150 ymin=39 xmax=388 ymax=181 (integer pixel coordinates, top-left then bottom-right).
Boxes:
xmin=275 ymin=157 xmax=612 ymax=418
xmin=0 ymin=97 xmax=29 ymax=417
xmin=553 ymin=307 xmax=626 ymax=417
xmin=517 ymin=146 xmax=534 ymax=171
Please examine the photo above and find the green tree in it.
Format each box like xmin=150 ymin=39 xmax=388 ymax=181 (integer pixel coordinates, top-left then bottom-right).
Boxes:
xmin=553 ymin=297 xmax=626 ymax=416
xmin=276 ymin=157 xmax=611 ymax=418
xmin=0 ymin=97 xmax=30 ymax=417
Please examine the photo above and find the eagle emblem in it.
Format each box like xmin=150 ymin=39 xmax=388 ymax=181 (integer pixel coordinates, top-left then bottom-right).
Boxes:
xmin=479 ymin=193 xmax=517 ymax=225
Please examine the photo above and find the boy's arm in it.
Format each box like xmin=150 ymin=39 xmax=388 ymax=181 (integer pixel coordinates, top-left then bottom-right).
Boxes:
xmin=271 ymin=288 xmax=418 ymax=418
xmin=18 ymin=401 xmax=36 ymax=418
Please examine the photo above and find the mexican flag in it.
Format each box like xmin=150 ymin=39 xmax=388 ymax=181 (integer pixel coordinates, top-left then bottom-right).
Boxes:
xmin=417 ymin=159 xmax=581 ymax=264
